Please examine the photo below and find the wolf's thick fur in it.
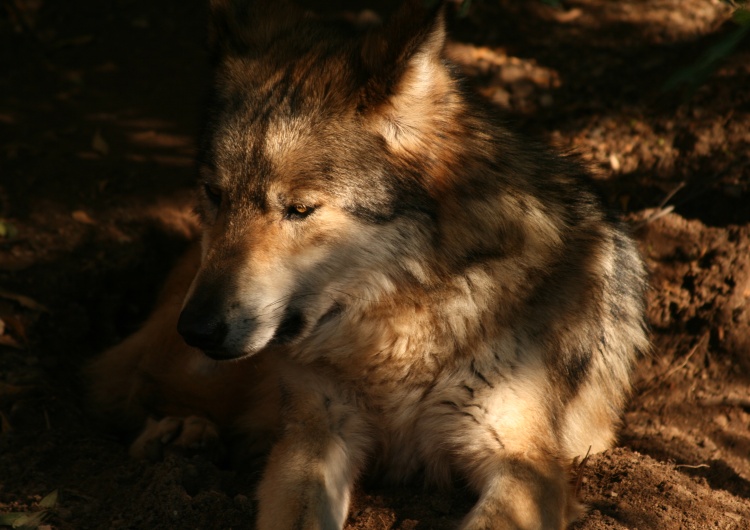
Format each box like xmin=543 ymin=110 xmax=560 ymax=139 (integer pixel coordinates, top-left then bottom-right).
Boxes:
xmin=87 ymin=1 xmax=648 ymax=528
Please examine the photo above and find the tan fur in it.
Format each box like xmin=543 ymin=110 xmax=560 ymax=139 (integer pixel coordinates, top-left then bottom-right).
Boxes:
xmin=86 ymin=246 xmax=281 ymax=458
xmin=87 ymin=2 xmax=648 ymax=529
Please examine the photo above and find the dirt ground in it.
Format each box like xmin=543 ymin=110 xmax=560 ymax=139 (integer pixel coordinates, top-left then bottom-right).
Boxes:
xmin=1 ymin=0 xmax=749 ymax=528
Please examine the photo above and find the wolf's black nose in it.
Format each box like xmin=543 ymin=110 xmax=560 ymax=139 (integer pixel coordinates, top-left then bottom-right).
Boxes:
xmin=177 ymin=308 xmax=228 ymax=351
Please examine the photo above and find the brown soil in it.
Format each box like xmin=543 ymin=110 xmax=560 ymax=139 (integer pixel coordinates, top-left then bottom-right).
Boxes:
xmin=1 ymin=1 xmax=749 ymax=529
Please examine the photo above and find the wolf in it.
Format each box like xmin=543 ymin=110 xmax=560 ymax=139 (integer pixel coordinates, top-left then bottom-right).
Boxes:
xmin=87 ymin=1 xmax=649 ymax=528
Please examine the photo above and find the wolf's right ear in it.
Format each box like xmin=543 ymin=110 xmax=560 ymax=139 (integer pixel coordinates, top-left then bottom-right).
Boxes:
xmin=207 ymin=0 xmax=303 ymax=59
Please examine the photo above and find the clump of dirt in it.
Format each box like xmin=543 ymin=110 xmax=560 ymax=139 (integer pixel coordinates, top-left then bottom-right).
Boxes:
xmin=1 ymin=1 xmax=749 ymax=529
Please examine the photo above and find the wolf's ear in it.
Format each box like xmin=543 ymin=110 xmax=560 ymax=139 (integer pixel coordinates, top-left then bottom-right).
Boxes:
xmin=208 ymin=0 xmax=302 ymax=59
xmin=359 ymin=1 xmax=453 ymax=152
xmin=361 ymin=0 xmax=446 ymax=80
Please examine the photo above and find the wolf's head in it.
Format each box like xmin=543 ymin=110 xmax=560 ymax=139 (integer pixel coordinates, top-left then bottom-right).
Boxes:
xmin=178 ymin=0 xmax=487 ymax=359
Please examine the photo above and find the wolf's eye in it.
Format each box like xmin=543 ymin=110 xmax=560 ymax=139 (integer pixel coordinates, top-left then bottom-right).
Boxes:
xmin=286 ymin=203 xmax=315 ymax=220
xmin=203 ymin=183 xmax=222 ymax=207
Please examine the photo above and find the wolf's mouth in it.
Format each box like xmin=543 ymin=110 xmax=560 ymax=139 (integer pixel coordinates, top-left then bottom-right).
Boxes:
xmin=269 ymin=303 xmax=344 ymax=346
xmin=270 ymin=310 xmax=306 ymax=345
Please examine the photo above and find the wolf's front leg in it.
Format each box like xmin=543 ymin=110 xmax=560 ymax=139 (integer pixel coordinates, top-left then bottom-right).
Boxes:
xmin=256 ymin=368 xmax=372 ymax=530
xmin=459 ymin=456 xmax=579 ymax=530
xmin=431 ymin=379 xmax=582 ymax=530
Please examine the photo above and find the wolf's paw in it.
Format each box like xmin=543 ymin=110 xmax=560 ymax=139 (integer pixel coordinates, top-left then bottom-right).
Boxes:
xmin=459 ymin=498 xmax=569 ymax=530
xmin=459 ymin=493 xmax=572 ymax=530
xmin=459 ymin=510 xmax=553 ymax=530
xmin=458 ymin=511 xmax=514 ymax=530
xmin=129 ymin=415 xmax=222 ymax=462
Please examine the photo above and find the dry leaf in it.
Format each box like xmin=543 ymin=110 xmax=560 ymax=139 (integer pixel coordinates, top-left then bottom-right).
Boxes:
xmin=0 ymin=513 xmax=22 ymax=526
xmin=2 ymin=314 xmax=27 ymax=343
xmin=1 ymin=411 xmax=12 ymax=434
xmin=0 ymin=220 xmax=19 ymax=238
xmin=0 ymin=334 xmax=23 ymax=349
xmin=609 ymin=153 xmax=621 ymax=171
xmin=0 ymin=290 xmax=49 ymax=312
xmin=0 ymin=382 xmax=28 ymax=399
xmin=91 ymin=129 xmax=109 ymax=155
xmin=553 ymin=8 xmax=583 ymax=23
xmin=38 ymin=490 xmax=58 ymax=509
xmin=54 ymin=34 xmax=94 ymax=49
xmin=10 ymin=509 xmax=48 ymax=528
xmin=72 ymin=210 xmax=95 ymax=225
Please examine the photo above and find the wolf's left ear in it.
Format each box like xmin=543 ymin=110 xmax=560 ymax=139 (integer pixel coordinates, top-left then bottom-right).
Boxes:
xmin=359 ymin=1 xmax=453 ymax=151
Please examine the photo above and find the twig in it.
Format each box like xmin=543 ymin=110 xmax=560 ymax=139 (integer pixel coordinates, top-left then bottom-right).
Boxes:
xmin=659 ymin=334 xmax=706 ymax=380
xmin=639 ymin=205 xmax=674 ymax=226
xmin=635 ymin=181 xmax=685 ymax=228
xmin=573 ymin=445 xmax=592 ymax=496
xmin=657 ymin=181 xmax=686 ymax=210
xmin=675 ymin=463 xmax=710 ymax=469
xmin=2 ymin=0 xmax=40 ymax=42
xmin=639 ymin=333 xmax=709 ymax=397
